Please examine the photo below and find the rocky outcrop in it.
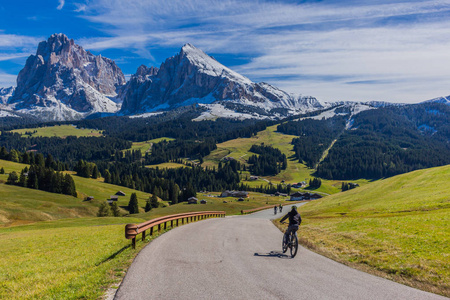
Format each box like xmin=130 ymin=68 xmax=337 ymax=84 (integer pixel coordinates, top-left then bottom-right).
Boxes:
xmin=120 ymin=44 xmax=322 ymax=116
xmin=119 ymin=65 xmax=159 ymax=114
xmin=10 ymin=33 xmax=126 ymax=120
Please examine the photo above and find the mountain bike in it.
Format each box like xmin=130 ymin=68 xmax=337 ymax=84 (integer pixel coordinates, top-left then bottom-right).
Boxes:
xmin=281 ymin=222 xmax=298 ymax=258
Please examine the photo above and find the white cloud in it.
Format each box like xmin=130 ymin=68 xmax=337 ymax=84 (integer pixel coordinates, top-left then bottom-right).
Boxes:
xmin=57 ymin=0 xmax=65 ymax=10
xmin=65 ymin=1 xmax=450 ymax=102
xmin=0 ymin=72 xmax=17 ymax=88
xmin=0 ymin=34 xmax=42 ymax=48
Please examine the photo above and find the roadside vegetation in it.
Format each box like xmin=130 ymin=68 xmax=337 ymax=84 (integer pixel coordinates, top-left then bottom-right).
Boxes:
xmin=276 ymin=165 xmax=450 ymax=297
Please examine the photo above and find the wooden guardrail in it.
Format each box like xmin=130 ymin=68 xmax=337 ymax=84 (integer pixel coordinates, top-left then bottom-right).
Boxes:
xmin=125 ymin=211 xmax=226 ymax=248
xmin=241 ymin=202 xmax=304 ymax=215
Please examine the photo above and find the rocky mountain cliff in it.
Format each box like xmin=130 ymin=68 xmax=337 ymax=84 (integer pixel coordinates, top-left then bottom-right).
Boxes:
xmin=9 ymin=33 xmax=126 ymax=121
xmin=120 ymin=44 xmax=322 ymax=118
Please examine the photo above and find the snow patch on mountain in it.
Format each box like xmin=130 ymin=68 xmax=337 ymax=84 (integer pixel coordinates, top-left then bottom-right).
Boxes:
xmin=128 ymin=112 xmax=164 ymax=119
xmin=0 ymin=110 xmax=19 ymax=118
xmin=422 ymin=95 xmax=450 ymax=105
xmin=182 ymin=44 xmax=252 ymax=85
xmin=193 ymin=103 xmax=269 ymax=121
xmin=0 ymin=87 xmax=14 ymax=105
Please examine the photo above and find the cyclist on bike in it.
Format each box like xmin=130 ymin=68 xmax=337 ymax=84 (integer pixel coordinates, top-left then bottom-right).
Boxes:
xmin=280 ymin=205 xmax=302 ymax=244
xmin=274 ymin=205 xmax=277 ymax=214
xmin=279 ymin=204 xmax=283 ymax=213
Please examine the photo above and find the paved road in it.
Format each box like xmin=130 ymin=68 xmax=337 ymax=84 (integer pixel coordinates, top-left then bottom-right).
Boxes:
xmin=115 ymin=205 xmax=446 ymax=300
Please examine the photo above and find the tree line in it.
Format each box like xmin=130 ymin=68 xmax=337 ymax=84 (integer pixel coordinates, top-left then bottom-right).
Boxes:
xmin=7 ymin=165 xmax=77 ymax=197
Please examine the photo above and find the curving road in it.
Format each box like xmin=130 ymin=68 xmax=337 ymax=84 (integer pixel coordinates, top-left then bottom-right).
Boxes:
xmin=115 ymin=204 xmax=446 ymax=300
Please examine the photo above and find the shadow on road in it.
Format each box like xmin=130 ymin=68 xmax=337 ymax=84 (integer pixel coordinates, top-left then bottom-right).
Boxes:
xmin=254 ymin=251 xmax=292 ymax=259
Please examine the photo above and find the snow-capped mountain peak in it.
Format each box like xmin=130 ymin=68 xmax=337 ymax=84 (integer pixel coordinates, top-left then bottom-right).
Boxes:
xmin=179 ymin=43 xmax=252 ymax=85
xmin=120 ymin=43 xmax=322 ymax=117
xmin=8 ymin=33 xmax=126 ymax=121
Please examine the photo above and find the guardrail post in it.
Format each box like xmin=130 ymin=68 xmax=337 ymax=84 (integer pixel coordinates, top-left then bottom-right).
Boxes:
xmin=158 ymin=224 xmax=161 ymax=232
xmin=142 ymin=230 xmax=146 ymax=241
xmin=164 ymin=222 xmax=167 ymax=230
xmin=125 ymin=224 xmax=138 ymax=249
xmin=150 ymin=227 xmax=153 ymax=236
xmin=171 ymin=220 xmax=173 ymax=228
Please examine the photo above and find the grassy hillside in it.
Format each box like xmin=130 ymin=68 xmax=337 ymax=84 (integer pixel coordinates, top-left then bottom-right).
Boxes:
xmin=0 ymin=183 xmax=97 ymax=226
xmin=283 ymin=165 xmax=450 ymax=296
xmin=0 ymin=159 xmax=155 ymax=225
xmin=203 ymin=124 xmax=370 ymax=194
xmin=9 ymin=125 xmax=103 ymax=138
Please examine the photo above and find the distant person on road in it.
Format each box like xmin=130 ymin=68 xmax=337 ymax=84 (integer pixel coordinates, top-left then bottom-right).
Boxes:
xmin=274 ymin=205 xmax=277 ymax=215
xmin=280 ymin=206 xmax=302 ymax=244
xmin=279 ymin=204 xmax=282 ymax=213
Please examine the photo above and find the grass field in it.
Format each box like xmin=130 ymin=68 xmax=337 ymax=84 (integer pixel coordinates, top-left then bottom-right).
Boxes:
xmin=146 ymin=162 xmax=190 ymax=169
xmin=9 ymin=125 xmax=103 ymax=138
xmin=125 ymin=137 xmax=176 ymax=154
xmin=277 ymin=165 xmax=450 ymax=296
xmin=0 ymin=217 xmax=149 ymax=299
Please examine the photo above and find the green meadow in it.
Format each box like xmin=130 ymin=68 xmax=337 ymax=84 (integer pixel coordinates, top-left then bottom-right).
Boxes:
xmin=0 ymin=217 xmax=147 ymax=299
xmin=126 ymin=137 xmax=176 ymax=154
xmin=9 ymin=125 xmax=103 ymax=138
xmin=278 ymin=165 xmax=450 ymax=297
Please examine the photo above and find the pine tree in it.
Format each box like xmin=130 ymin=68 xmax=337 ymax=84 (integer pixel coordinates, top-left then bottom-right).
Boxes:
xmin=35 ymin=153 xmax=45 ymax=167
xmin=92 ymin=165 xmax=100 ymax=179
xmin=6 ymin=171 xmax=18 ymax=185
xmin=145 ymin=199 xmax=152 ymax=212
xmin=104 ymin=169 xmax=111 ymax=183
xmin=9 ymin=150 xmax=19 ymax=162
xmin=110 ymin=201 xmax=121 ymax=217
xmin=62 ymin=174 xmax=77 ymax=197
xmin=150 ymin=194 xmax=159 ymax=208
xmin=0 ymin=167 xmax=5 ymax=174
xmin=97 ymin=202 xmax=111 ymax=217
xmin=170 ymin=183 xmax=180 ymax=204
xmin=128 ymin=193 xmax=139 ymax=214
xmin=18 ymin=170 xmax=27 ymax=187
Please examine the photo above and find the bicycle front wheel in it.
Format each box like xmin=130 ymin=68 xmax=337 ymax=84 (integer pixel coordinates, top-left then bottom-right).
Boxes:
xmin=290 ymin=233 xmax=298 ymax=258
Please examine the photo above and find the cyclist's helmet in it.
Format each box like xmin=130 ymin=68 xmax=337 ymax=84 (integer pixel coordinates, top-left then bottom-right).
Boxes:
xmin=291 ymin=206 xmax=297 ymax=211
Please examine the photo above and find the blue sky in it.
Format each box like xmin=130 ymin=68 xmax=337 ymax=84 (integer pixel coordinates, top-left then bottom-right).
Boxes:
xmin=1 ymin=0 xmax=450 ymax=103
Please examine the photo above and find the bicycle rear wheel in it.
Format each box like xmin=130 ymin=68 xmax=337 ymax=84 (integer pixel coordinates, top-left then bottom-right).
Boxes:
xmin=289 ymin=233 xmax=298 ymax=258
